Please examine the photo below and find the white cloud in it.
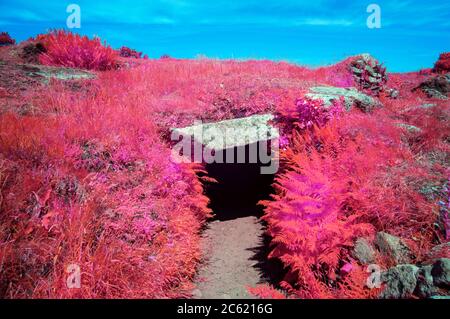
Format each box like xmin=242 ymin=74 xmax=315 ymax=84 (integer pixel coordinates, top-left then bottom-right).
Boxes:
xmin=299 ymin=18 xmax=354 ymax=26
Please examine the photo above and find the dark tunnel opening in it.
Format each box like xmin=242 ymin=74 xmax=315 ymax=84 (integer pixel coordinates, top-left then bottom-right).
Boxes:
xmin=204 ymin=160 xmax=274 ymax=221
xmin=201 ymin=144 xmax=287 ymax=286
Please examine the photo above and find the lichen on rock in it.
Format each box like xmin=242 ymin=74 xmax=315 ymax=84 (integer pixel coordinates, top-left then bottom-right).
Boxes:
xmin=306 ymin=86 xmax=382 ymax=113
xmin=349 ymin=54 xmax=388 ymax=96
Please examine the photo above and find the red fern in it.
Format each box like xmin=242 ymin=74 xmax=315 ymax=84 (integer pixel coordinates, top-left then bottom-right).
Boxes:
xmin=261 ymin=124 xmax=374 ymax=298
xmin=261 ymin=108 xmax=440 ymax=298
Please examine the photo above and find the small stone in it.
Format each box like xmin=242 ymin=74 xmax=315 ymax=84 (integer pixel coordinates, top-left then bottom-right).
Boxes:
xmin=388 ymin=89 xmax=399 ymax=99
xmin=380 ymin=264 xmax=419 ymax=299
xmin=431 ymin=258 xmax=450 ymax=288
xmin=353 ymin=238 xmax=376 ymax=265
xmin=375 ymin=232 xmax=414 ymax=264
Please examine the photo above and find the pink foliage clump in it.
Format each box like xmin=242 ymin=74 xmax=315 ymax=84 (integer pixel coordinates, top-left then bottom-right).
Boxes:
xmin=433 ymin=52 xmax=450 ymax=73
xmin=118 ymin=46 xmax=144 ymax=59
xmin=0 ymin=32 xmax=15 ymax=46
xmin=37 ymin=30 xmax=118 ymax=71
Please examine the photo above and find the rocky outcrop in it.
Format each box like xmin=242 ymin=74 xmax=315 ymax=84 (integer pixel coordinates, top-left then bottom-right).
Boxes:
xmin=350 ymin=54 xmax=388 ymax=96
xmin=306 ymin=86 xmax=381 ymax=113
xmin=415 ymin=73 xmax=450 ymax=99
xmin=20 ymin=64 xmax=96 ymax=81
xmin=380 ymin=257 xmax=450 ymax=298
xmin=352 ymin=232 xmax=415 ymax=265
xmin=380 ymin=264 xmax=419 ymax=299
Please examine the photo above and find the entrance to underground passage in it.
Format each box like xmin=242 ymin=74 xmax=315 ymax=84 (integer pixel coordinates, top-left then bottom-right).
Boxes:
xmin=173 ymin=114 xmax=287 ymax=293
xmin=199 ymin=144 xmax=287 ymax=288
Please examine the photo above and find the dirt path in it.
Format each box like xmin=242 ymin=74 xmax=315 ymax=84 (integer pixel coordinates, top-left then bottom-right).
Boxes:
xmin=193 ymin=216 xmax=267 ymax=299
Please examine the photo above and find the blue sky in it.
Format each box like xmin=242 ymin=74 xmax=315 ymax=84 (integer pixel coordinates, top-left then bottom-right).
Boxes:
xmin=1 ymin=0 xmax=449 ymax=72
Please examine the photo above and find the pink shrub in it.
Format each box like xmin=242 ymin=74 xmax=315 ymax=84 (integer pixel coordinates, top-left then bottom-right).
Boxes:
xmin=119 ymin=46 xmax=143 ymax=59
xmin=37 ymin=30 xmax=118 ymax=71
xmin=433 ymin=52 xmax=450 ymax=73
xmin=0 ymin=32 xmax=15 ymax=46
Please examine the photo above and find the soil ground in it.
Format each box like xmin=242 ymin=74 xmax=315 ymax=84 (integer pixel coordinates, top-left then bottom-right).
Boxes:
xmin=193 ymin=216 xmax=266 ymax=299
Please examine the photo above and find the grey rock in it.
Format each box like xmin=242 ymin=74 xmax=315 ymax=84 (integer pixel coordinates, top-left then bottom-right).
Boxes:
xmin=402 ymin=103 xmax=436 ymax=113
xmin=396 ymin=123 xmax=422 ymax=134
xmin=418 ymin=103 xmax=437 ymax=109
xmin=426 ymin=242 xmax=450 ymax=260
xmin=431 ymin=258 xmax=450 ymax=288
xmin=388 ymin=89 xmax=399 ymax=99
xmin=353 ymin=238 xmax=376 ymax=265
xmin=349 ymin=54 xmax=388 ymax=95
xmin=368 ymin=76 xmax=379 ymax=84
xmin=306 ymin=86 xmax=381 ymax=113
xmin=172 ymin=114 xmax=279 ymax=173
xmin=364 ymin=64 xmax=376 ymax=75
xmin=380 ymin=264 xmax=419 ymax=299
xmin=423 ymin=88 xmax=448 ymax=100
xmin=416 ymin=73 xmax=450 ymax=99
xmin=415 ymin=265 xmax=438 ymax=298
xmin=375 ymin=232 xmax=414 ymax=264
xmin=36 ymin=69 xmax=96 ymax=80
xmin=20 ymin=64 xmax=96 ymax=81
xmin=172 ymin=114 xmax=279 ymax=151
xmin=352 ymin=67 xmax=363 ymax=75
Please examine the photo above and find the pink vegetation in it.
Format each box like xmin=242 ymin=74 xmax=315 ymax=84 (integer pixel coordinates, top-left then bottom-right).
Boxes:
xmin=0 ymin=32 xmax=15 ymax=46
xmin=37 ymin=30 xmax=118 ymax=71
xmin=434 ymin=52 xmax=450 ymax=73
xmin=0 ymin=31 xmax=448 ymax=299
